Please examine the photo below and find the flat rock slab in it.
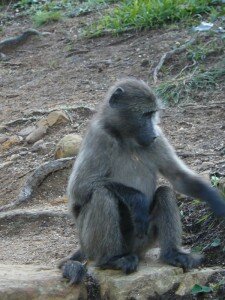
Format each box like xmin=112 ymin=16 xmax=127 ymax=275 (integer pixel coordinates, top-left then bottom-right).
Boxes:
xmin=0 ymin=264 xmax=84 ymax=300
xmin=0 ymin=263 xmax=224 ymax=300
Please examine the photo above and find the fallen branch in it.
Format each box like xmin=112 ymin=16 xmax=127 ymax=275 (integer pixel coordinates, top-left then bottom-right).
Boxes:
xmin=153 ymin=35 xmax=198 ymax=83
xmin=0 ymin=157 xmax=75 ymax=212
xmin=3 ymin=116 xmax=38 ymax=127
xmin=0 ymin=29 xmax=51 ymax=54
xmin=0 ymin=208 xmax=68 ymax=224
xmin=177 ymin=151 xmax=219 ymax=158
xmin=179 ymin=101 xmax=225 ymax=109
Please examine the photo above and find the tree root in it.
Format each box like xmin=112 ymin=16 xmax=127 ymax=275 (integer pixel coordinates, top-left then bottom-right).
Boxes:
xmin=153 ymin=35 xmax=198 ymax=83
xmin=0 ymin=208 xmax=68 ymax=225
xmin=0 ymin=157 xmax=75 ymax=212
xmin=0 ymin=29 xmax=51 ymax=59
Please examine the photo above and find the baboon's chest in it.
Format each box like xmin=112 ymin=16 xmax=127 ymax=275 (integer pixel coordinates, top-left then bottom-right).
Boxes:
xmin=111 ymin=149 xmax=156 ymax=200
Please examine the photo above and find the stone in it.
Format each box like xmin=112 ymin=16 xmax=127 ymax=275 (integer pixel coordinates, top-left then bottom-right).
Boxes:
xmin=37 ymin=110 xmax=70 ymax=128
xmin=55 ymin=134 xmax=82 ymax=159
xmin=199 ymin=161 xmax=214 ymax=171
xmin=50 ymin=195 xmax=68 ymax=206
xmin=0 ymin=260 xmax=224 ymax=299
xmin=92 ymin=260 xmax=224 ymax=299
xmin=0 ymin=134 xmax=8 ymax=144
xmin=1 ymin=135 xmax=22 ymax=151
xmin=0 ymin=264 xmax=86 ymax=300
xmin=199 ymin=171 xmax=210 ymax=182
xmin=26 ymin=126 xmax=48 ymax=144
xmin=18 ymin=125 xmax=36 ymax=137
xmin=0 ymin=161 xmax=13 ymax=170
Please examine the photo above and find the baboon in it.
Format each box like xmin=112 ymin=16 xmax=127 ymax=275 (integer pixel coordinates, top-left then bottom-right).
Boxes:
xmin=60 ymin=78 xmax=225 ymax=284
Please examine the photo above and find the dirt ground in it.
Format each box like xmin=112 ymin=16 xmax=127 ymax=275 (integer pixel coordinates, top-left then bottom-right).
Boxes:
xmin=0 ymin=5 xmax=225 ymax=284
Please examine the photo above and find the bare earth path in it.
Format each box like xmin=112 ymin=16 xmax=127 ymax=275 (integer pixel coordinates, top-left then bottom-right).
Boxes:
xmin=0 ymin=12 xmax=224 ymax=272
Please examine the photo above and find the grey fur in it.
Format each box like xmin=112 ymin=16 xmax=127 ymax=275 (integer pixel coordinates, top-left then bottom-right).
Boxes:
xmin=64 ymin=78 xmax=224 ymax=279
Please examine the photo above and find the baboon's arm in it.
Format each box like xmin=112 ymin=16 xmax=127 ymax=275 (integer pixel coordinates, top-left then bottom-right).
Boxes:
xmin=153 ymin=135 xmax=225 ymax=217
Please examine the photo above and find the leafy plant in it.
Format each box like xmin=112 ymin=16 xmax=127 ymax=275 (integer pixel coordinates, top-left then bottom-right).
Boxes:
xmin=191 ymin=284 xmax=213 ymax=295
xmin=211 ymin=175 xmax=220 ymax=187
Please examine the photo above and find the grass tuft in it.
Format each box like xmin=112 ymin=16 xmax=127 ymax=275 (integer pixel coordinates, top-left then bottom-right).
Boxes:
xmin=33 ymin=10 xmax=62 ymax=26
xmin=156 ymin=60 xmax=225 ymax=104
xmin=86 ymin=0 xmax=225 ymax=36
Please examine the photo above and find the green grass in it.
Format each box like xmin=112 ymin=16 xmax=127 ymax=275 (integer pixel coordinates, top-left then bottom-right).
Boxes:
xmin=86 ymin=0 xmax=225 ymax=36
xmin=155 ymin=59 xmax=225 ymax=104
xmin=12 ymin=0 xmax=119 ymax=26
xmin=33 ymin=10 xmax=62 ymax=26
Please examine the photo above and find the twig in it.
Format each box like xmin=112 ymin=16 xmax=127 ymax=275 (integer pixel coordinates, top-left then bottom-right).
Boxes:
xmin=179 ymin=102 xmax=225 ymax=109
xmin=177 ymin=151 xmax=219 ymax=158
xmin=153 ymin=35 xmax=198 ymax=83
xmin=3 ymin=116 xmax=38 ymax=127
xmin=0 ymin=157 xmax=75 ymax=212
xmin=0 ymin=208 xmax=68 ymax=224
xmin=174 ymin=59 xmax=197 ymax=79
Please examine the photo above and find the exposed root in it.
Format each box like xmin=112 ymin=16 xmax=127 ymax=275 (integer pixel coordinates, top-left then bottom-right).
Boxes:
xmin=153 ymin=35 xmax=198 ymax=83
xmin=0 ymin=208 xmax=68 ymax=225
xmin=0 ymin=157 xmax=75 ymax=212
xmin=0 ymin=29 xmax=51 ymax=56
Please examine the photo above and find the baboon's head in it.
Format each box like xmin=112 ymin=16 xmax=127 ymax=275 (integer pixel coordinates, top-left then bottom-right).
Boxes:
xmin=102 ymin=78 xmax=161 ymax=147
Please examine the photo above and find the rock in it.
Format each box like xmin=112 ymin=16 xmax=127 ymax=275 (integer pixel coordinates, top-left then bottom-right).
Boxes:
xmin=199 ymin=171 xmax=210 ymax=182
xmin=0 ymin=260 xmax=224 ymax=299
xmin=199 ymin=161 xmax=214 ymax=171
xmin=8 ymin=154 xmax=21 ymax=161
xmin=0 ymin=161 xmax=13 ymax=170
xmin=26 ymin=126 xmax=48 ymax=144
xmin=0 ymin=134 xmax=8 ymax=144
xmin=92 ymin=261 xmax=224 ymax=299
xmin=1 ymin=135 xmax=22 ymax=151
xmin=55 ymin=134 xmax=82 ymax=159
xmin=37 ymin=110 xmax=70 ymax=128
xmin=18 ymin=126 xmax=36 ymax=137
xmin=0 ymin=264 xmax=85 ymax=300
xmin=50 ymin=195 xmax=68 ymax=206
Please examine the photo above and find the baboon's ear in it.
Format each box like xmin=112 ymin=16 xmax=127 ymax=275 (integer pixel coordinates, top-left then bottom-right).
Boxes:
xmin=109 ymin=87 xmax=124 ymax=107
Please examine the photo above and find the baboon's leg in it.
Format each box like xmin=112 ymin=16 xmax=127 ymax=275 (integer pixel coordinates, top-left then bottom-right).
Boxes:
xmin=152 ymin=186 xmax=203 ymax=270
xmin=81 ymin=187 xmax=147 ymax=274
xmin=98 ymin=254 xmax=139 ymax=274
xmin=79 ymin=189 xmax=124 ymax=263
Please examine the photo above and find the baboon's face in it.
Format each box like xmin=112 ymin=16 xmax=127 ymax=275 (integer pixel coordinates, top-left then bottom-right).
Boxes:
xmin=108 ymin=79 xmax=160 ymax=147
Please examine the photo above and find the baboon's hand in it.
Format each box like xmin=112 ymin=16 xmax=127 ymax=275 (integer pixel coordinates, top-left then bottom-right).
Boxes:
xmin=210 ymin=194 xmax=225 ymax=217
xmin=200 ymin=186 xmax=225 ymax=217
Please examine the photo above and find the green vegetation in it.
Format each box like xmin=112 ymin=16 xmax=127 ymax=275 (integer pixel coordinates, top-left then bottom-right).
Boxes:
xmin=156 ymin=61 xmax=225 ymax=104
xmin=86 ymin=0 xmax=225 ymax=36
xmin=32 ymin=10 xmax=62 ymax=26
xmin=191 ymin=284 xmax=213 ymax=295
xmin=12 ymin=0 xmax=118 ymax=26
